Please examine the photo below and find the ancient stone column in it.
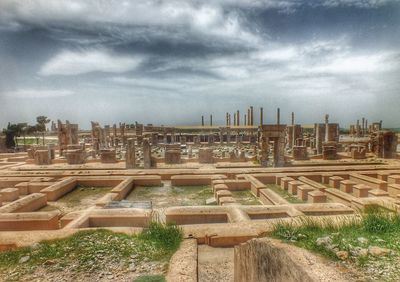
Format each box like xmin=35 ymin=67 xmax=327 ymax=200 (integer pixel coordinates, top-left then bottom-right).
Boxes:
xmin=237 ymin=110 xmax=240 ymax=126
xmin=143 ymin=138 xmax=151 ymax=169
xmin=260 ymin=107 xmax=263 ymax=126
xmin=259 ymin=135 xmax=269 ymax=167
xmin=290 ymin=112 xmax=295 ymax=149
xmin=250 ymin=106 xmax=254 ymax=126
xmin=362 ymin=117 xmax=365 ymax=136
xmin=210 ymin=115 xmax=213 ymax=126
xmin=234 ymin=113 xmax=237 ymax=126
xmin=188 ymin=145 xmax=193 ymax=158
xmin=34 ymin=149 xmax=52 ymax=165
xmin=325 ymin=114 xmax=329 ymax=142
xmin=126 ymin=138 xmax=136 ymax=169
xmin=356 ymin=120 xmax=360 ymax=137
xmin=244 ymin=114 xmax=247 ymax=126
xmin=208 ymin=134 xmax=214 ymax=145
xmin=247 ymin=108 xmax=250 ymax=125
xmin=201 ymin=116 xmax=204 ymax=126
xmin=277 ymin=108 xmax=280 ymax=126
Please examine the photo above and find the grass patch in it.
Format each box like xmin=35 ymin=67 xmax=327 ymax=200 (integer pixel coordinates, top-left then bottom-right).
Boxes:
xmin=231 ymin=190 xmax=261 ymax=205
xmin=271 ymin=205 xmax=400 ymax=280
xmin=133 ymin=275 xmax=166 ymax=282
xmin=0 ymin=223 xmax=183 ymax=281
xmin=266 ymin=184 xmax=305 ymax=204
xmin=127 ymin=185 xmax=215 ymax=207
xmin=58 ymin=186 xmax=112 ymax=205
xmin=139 ymin=222 xmax=183 ymax=253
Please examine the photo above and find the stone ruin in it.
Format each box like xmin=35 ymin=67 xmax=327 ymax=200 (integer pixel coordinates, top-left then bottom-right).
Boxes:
xmin=57 ymin=120 xmax=79 ymax=156
xmin=1 ymin=107 xmax=400 ymax=282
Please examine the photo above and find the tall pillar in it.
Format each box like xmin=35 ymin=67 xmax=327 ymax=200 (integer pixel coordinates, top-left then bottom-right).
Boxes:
xmin=356 ymin=119 xmax=360 ymax=137
xmin=250 ymin=106 xmax=254 ymax=126
xmin=362 ymin=117 xmax=365 ymax=136
xmin=260 ymin=107 xmax=263 ymax=126
xmin=292 ymin=112 xmax=295 ymax=148
xmin=226 ymin=113 xmax=229 ymax=126
xmin=247 ymin=108 xmax=250 ymax=126
xmin=234 ymin=113 xmax=237 ymax=126
xmin=201 ymin=116 xmax=204 ymax=126
xmin=244 ymin=114 xmax=247 ymax=126
xmin=126 ymin=138 xmax=136 ymax=169
xmin=237 ymin=110 xmax=240 ymax=126
xmin=210 ymin=115 xmax=213 ymax=126
xmin=325 ymin=114 xmax=329 ymax=142
xmin=277 ymin=108 xmax=280 ymax=126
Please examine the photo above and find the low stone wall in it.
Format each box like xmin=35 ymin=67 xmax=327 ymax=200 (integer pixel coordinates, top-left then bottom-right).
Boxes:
xmin=0 ymin=211 xmax=60 ymax=231
xmin=41 ymin=177 xmax=77 ymax=201
xmin=0 ymin=193 xmax=47 ymax=213
xmin=110 ymin=177 xmax=135 ymax=200
xmin=171 ymin=174 xmax=227 ymax=186
xmin=234 ymin=238 xmax=348 ymax=282
xmin=67 ymin=208 xmax=151 ymax=228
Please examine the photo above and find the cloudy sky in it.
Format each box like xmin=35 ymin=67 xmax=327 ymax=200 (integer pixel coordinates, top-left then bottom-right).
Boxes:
xmin=0 ymin=0 xmax=399 ymax=129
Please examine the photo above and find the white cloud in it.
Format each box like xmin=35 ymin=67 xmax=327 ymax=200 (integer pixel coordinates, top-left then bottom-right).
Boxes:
xmin=39 ymin=50 xmax=142 ymax=76
xmin=305 ymin=52 xmax=398 ymax=74
xmin=251 ymin=47 xmax=298 ymax=61
xmin=3 ymin=89 xmax=74 ymax=98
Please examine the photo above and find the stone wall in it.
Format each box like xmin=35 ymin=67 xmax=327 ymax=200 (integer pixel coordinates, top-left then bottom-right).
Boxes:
xmin=234 ymin=238 xmax=348 ymax=282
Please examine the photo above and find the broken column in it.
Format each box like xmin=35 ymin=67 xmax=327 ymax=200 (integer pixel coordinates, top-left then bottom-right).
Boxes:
xmin=198 ymin=148 xmax=214 ymax=163
xmin=143 ymin=138 xmax=152 ymax=169
xmin=126 ymin=138 xmax=136 ymax=169
xmin=165 ymin=144 xmax=181 ymax=164
xmin=100 ymin=149 xmax=117 ymax=163
xmin=371 ymin=131 xmax=398 ymax=158
xmin=34 ymin=149 xmax=52 ymax=165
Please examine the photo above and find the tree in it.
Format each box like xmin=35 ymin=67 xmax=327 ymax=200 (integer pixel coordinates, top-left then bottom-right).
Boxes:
xmin=2 ymin=123 xmax=25 ymax=149
xmin=36 ymin=116 xmax=50 ymax=145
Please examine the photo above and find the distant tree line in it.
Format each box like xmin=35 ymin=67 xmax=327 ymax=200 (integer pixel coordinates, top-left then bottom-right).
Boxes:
xmin=2 ymin=116 xmax=50 ymax=149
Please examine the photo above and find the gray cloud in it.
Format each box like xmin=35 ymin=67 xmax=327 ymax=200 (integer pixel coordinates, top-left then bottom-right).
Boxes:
xmin=0 ymin=0 xmax=399 ymax=129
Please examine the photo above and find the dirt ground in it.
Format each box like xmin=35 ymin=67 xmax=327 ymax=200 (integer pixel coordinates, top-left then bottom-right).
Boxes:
xmin=39 ymin=186 xmax=112 ymax=215
xmin=197 ymin=245 xmax=234 ymax=282
xmin=125 ymin=181 xmax=214 ymax=208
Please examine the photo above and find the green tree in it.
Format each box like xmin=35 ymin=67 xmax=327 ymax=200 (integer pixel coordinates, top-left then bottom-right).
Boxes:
xmin=36 ymin=116 xmax=50 ymax=145
xmin=2 ymin=123 xmax=25 ymax=149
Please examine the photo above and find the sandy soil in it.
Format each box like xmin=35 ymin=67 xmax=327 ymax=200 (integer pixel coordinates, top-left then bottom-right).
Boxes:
xmin=198 ymin=245 xmax=234 ymax=282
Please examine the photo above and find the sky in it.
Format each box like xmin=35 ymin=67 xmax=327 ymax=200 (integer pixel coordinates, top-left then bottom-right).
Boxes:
xmin=0 ymin=0 xmax=399 ymax=129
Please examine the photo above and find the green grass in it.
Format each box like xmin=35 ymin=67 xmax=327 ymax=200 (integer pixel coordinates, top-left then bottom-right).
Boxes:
xmin=133 ymin=275 xmax=166 ymax=282
xmin=266 ymin=184 xmax=305 ymax=204
xmin=0 ymin=223 xmax=183 ymax=281
xmin=271 ymin=205 xmax=400 ymax=280
xmin=231 ymin=190 xmax=261 ymax=205
xmin=58 ymin=186 xmax=112 ymax=204
xmin=127 ymin=185 xmax=215 ymax=207
xmin=139 ymin=222 xmax=183 ymax=253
